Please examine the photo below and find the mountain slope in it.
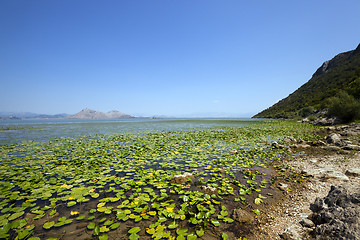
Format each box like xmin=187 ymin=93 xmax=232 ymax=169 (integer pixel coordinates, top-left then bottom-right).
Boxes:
xmin=67 ymin=108 xmax=133 ymax=119
xmin=254 ymin=43 xmax=360 ymax=119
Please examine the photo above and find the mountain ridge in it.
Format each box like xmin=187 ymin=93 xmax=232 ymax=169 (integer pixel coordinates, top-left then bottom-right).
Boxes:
xmin=66 ymin=108 xmax=133 ymax=119
xmin=253 ymin=43 xmax=360 ymax=120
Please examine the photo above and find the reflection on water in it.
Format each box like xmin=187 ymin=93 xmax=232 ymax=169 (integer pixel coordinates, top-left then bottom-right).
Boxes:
xmin=0 ymin=118 xmax=261 ymax=145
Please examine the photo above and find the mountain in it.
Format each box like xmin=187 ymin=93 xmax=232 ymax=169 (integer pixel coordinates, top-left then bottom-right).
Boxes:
xmin=253 ymin=43 xmax=360 ymax=119
xmin=67 ymin=108 xmax=133 ymax=119
xmin=0 ymin=112 xmax=69 ymax=119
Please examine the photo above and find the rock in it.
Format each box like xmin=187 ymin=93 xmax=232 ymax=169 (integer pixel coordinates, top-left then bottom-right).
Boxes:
xmin=326 ymin=133 xmax=341 ymax=145
xmin=302 ymin=168 xmax=324 ymax=177
xmin=284 ymin=136 xmax=297 ymax=144
xmin=232 ymin=209 xmax=254 ymax=223
xmin=314 ymin=118 xmax=339 ymax=126
xmin=297 ymin=138 xmax=306 ymax=144
xmin=290 ymin=144 xmax=311 ymax=149
xmin=345 ymin=168 xmax=360 ymax=177
xmin=321 ymin=145 xmax=341 ymax=151
xmin=309 ymin=185 xmax=360 ymax=240
xmin=272 ymin=141 xmax=287 ymax=149
xmin=278 ymin=183 xmax=289 ymax=191
xmin=342 ymin=144 xmax=360 ymax=151
xmin=322 ymin=171 xmax=349 ymax=182
xmin=200 ymin=185 xmax=217 ymax=194
xmin=311 ymin=140 xmax=326 ymax=146
xmin=280 ymin=226 xmax=303 ymax=240
xmin=230 ymin=149 xmax=238 ymax=154
xmin=302 ymin=118 xmax=310 ymax=123
xmin=300 ymin=218 xmax=315 ymax=228
xmin=171 ymin=172 xmax=194 ymax=184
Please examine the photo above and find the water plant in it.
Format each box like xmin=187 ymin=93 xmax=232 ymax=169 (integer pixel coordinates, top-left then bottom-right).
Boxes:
xmin=0 ymin=120 xmax=318 ymax=239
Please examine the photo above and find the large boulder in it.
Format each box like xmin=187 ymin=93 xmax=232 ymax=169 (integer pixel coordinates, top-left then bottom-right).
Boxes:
xmin=326 ymin=133 xmax=342 ymax=145
xmin=309 ymin=185 xmax=360 ymax=240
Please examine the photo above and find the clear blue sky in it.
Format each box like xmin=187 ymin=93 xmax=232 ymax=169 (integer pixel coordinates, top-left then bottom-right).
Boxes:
xmin=1 ymin=1 xmax=360 ymax=117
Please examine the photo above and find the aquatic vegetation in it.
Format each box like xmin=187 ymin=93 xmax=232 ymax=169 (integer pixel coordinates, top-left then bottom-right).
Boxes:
xmin=0 ymin=120 xmax=318 ymax=239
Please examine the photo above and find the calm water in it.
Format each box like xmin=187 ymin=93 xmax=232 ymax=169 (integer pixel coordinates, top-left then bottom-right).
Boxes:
xmin=0 ymin=118 xmax=261 ymax=145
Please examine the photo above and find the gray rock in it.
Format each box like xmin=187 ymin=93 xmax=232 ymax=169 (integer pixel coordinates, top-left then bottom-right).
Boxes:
xmin=284 ymin=136 xmax=297 ymax=144
xmin=229 ymin=149 xmax=238 ymax=154
xmin=326 ymin=133 xmax=341 ymax=145
xmin=321 ymin=145 xmax=341 ymax=151
xmin=309 ymin=185 xmax=360 ymax=240
xmin=290 ymin=144 xmax=311 ymax=149
xmin=280 ymin=226 xmax=303 ymax=240
xmin=342 ymin=144 xmax=360 ymax=151
xmin=322 ymin=171 xmax=349 ymax=182
xmin=171 ymin=172 xmax=194 ymax=184
xmin=314 ymin=118 xmax=339 ymax=126
xmin=200 ymin=185 xmax=217 ymax=194
xmin=345 ymin=168 xmax=360 ymax=177
xmin=232 ymin=209 xmax=254 ymax=223
xmin=278 ymin=183 xmax=289 ymax=191
xmin=300 ymin=218 xmax=315 ymax=228
xmin=311 ymin=140 xmax=327 ymax=146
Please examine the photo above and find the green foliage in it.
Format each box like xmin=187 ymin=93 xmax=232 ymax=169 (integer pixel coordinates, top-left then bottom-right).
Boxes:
xmin=327 ymin=91 xmax=360 ymax=122
xmin=299 ymin=106 xmax=314 ymax=118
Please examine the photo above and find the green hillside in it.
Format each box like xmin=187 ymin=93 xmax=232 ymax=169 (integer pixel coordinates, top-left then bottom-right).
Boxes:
xmin=254 ymin=43 xmax=360 ymax=121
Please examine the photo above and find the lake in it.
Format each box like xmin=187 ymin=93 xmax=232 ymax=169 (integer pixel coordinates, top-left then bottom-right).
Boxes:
xmin=0 ymin=119 xmax=318 ymax=240
xmin=0 ymin=118 xmax=261 ymax=145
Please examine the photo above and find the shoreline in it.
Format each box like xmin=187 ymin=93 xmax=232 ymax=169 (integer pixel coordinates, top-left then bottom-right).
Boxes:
xmin=251 ymin=123 xmax=360 ymax=240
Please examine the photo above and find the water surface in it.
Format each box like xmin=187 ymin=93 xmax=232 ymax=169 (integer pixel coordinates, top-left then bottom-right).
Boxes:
xmin=0 ymin=118 xmax=260 ymax=145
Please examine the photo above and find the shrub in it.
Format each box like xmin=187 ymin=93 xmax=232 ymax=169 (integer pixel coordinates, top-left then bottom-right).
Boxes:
xmin=299 ymin=106 xmax=314 ymax=117
xmin=327 ymin=91 xmax=360 ymax=122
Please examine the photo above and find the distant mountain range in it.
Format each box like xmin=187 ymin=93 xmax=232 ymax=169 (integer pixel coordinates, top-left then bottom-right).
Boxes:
xmin=254 ymin=43 xmax=360 ymax=120
xmin=0 ymin=108 xmax=134 ymax=120
xmin=66 ymin=108 xmax=133 ymax=119
xmin=0 ymin=112 xmax=69 ymax=119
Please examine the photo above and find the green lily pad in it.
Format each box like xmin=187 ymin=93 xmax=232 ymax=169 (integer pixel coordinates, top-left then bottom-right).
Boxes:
xmin=87 ymin=222 xmax=95 ymax=230
xmin=8 ymin=211 xmax=24 ymax=221
xmin=43 ymin=221 xmax=55 ymax=229
xmin=128 ymin=227 xmax=141 ymax=234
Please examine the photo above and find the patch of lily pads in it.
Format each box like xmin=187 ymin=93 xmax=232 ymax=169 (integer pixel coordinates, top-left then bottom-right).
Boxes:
xmin=0 ymin=120 xmax=319 ymax=239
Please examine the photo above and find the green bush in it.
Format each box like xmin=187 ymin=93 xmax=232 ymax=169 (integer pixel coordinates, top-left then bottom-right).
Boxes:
xmin=327 ymin=91 xmax=360 ymax=122
xmin=299 ymin=106 xmax=314 ymax=117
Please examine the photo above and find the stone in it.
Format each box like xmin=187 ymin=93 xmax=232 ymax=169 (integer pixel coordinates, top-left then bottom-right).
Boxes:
xmin=290 ymin=144 xmax=311 ymax=149
xmin=200 ymin=185 xmax=217 ymax=194
xmin=321 ymin=146 xmax=341 ymax=151
xmin=171 ymin=172 xmax=194 ymax=184
xmin=342 ymin=144 xmax=360 ymax=151
xmin=300 ymin=218 xmax=315 ymax=228
xmin=326 ymin=133 xmax=341 ymax=145
xmin=322 ymin=171 xmax=349 ymax=182
xmin=232 ymin=209 xmax=254 ymax=223
xmin=345 ymin=168 xmax=360 ymax=177
xmin=309 ymin=185 xmax=360 ymax=240
xmin=280 ymin=226 xmax=303 ymax=240
xmin=272 ymin=141 xmax=286 ymax=149
xmin=278 ymin=183 xmax=289 ymax=191
xmin=314 ymin=118 xmax=339 ymax=126
xmin=284 ymin=136 xmax=297 ymax=144
xmin=311 ymin=140 xmax=326 ymax=146
xmin=230 ymin=149 xmax=238 ymax=154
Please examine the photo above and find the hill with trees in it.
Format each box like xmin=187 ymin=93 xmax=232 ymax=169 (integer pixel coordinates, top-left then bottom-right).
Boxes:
xmin=253 ymin=43 xmax=360 ymax=122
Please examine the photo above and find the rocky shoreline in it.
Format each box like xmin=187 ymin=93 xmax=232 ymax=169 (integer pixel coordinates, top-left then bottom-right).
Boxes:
xmin=252 ymin=123 xmax=360 ymax=240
